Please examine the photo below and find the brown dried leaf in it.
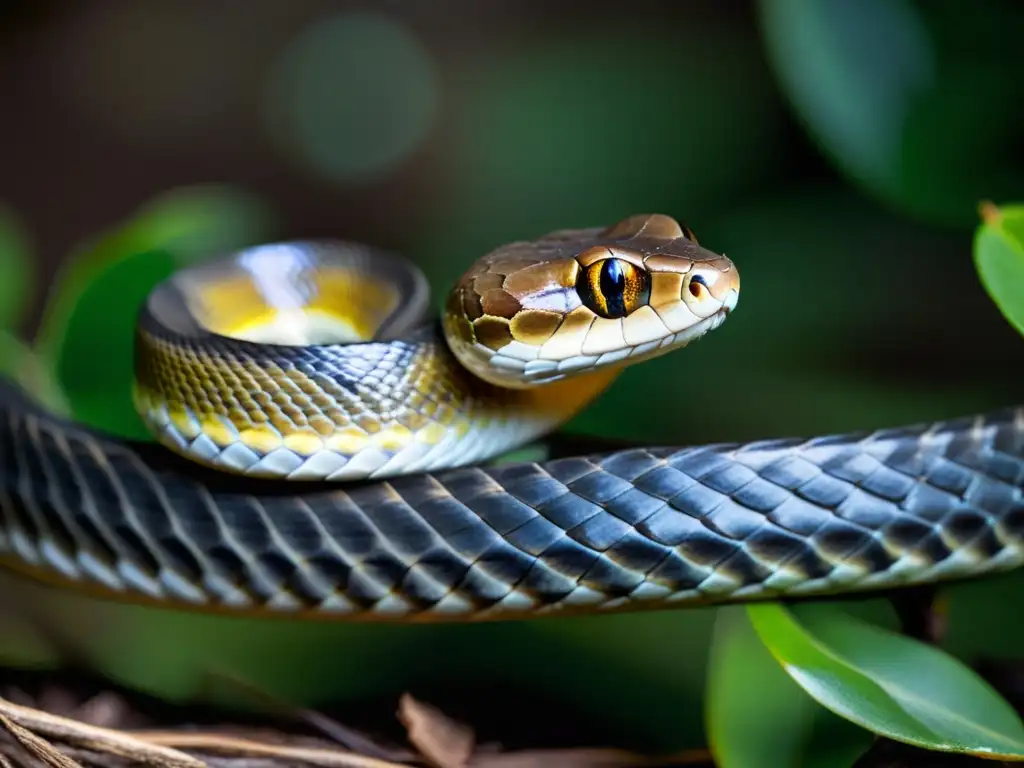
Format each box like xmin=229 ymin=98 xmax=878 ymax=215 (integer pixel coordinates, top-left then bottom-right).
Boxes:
xmin=397 ymin=694 xmax=475 ymax=768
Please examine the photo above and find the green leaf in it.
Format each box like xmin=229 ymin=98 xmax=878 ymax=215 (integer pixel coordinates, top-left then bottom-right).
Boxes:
xmin=706 ymin=607 xmax=871 ymax=768
xmin=35 ymin=185 xmax=274 ymax=438
xmin=748 ymin=602 xmax=1024 ymax=759
xmin=0 ymin=331 xmax=70 ymax=416
xmin=757 ymin=0 xmax=1024 ymax=226
xmin=488 ymin=442 xmax=552 ymax=466
xmin=759 ymin=0 xmax=932 ymax=186
xmin=975 ymin=202 xmax=1024 ymax=338
xmin=0 ymin=205 xmax=33 ymax=331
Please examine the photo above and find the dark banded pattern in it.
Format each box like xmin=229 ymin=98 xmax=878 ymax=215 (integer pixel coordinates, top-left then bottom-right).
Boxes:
xmin=2 ymin=381 xmax=1022 ymax=621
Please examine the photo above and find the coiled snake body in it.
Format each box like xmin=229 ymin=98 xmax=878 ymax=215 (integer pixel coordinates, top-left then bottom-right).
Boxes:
xmin=1 ymin=214 xmax=1022 ymax=621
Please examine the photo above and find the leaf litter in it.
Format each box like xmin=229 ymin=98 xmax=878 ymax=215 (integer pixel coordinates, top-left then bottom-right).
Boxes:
xmin=0 ymin=669 xmax=713 ymax=768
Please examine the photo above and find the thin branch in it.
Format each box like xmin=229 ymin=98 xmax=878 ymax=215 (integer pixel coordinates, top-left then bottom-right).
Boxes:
xmin=0 ymin=698 xmax=205 ymax=768
xmin=131 ymin=732 xmax=408 ymax=768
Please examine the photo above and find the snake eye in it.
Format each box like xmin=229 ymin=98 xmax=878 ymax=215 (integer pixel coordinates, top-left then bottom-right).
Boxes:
xmin=688 ymin=274 xmax=707 ymax=298
xmin=578 ymin=258 xmax=651 ymax=319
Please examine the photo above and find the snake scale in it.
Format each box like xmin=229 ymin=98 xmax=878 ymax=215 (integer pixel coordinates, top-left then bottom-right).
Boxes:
xmin=0 ymin=213 xmax=1022 ymax=622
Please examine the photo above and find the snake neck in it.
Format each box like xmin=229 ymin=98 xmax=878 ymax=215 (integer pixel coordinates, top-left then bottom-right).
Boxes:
xmin=130 ymin=320 xmax=618 ymax=482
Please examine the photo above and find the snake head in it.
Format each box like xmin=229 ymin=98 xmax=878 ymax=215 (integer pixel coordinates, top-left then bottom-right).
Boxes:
xmin=443 ymin=213 xmax=739 ymax=388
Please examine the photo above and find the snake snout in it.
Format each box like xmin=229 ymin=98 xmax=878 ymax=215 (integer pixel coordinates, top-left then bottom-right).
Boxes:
xmin=722 ymin=274 xmax=740 ymax=315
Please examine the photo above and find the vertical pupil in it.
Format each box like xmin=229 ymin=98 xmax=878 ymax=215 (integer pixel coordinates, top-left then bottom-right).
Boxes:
xmin=600 ymin=259 xmax=625 ymax=299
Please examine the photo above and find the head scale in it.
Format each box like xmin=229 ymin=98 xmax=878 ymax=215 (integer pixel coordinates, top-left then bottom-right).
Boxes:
xmin=443 ymin=213 xmax=739 ymax=388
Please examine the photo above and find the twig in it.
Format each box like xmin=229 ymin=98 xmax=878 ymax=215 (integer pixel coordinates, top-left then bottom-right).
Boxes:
xmin=0 ymin=697 xmax=205 ymax=768
xmin=130 ymin=733 xmax=408 ymax=768
xmin=0 ymin=710 xmax=83 ymax=768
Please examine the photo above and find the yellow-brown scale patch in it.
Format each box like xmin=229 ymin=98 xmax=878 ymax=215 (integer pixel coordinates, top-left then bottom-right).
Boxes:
xmin=357 ymin=415 xmax=381 ymax=434
xmin=308 ymin=414 xmax=336 ymax=436
xmin=650 ymin=272 xmax=686 ymax=308
xmin=372 ymin=424 xmax=413 ymax=452
xmin=459 ymin=287 xmax=482 ymax=323
xmin=325 ymin=406 xmax=348 ymax=425
xmin=269 ymin=413 xmax=294 ymax=435
xmin=239 ymin=427 xmax=283 ymax=454
xmin=538 ymin=305 xmax=596 ymax=359
xmin=283 ymin=430 xmax=324 ymax=456
xmin=280 ymin=403 xmax=307 ymax=427
xmin=644 ymin=255 xmax=694 ymax=274
xmin=168 ymin=408 xmax=200 ymax=439
xmin=415 ymin=421 xmax=448 ymax=445
xmin=510 ymin=309 xmax=563 ymax=344
xmin=398 ymin=409 xmax=428 ymax=431
xmin=202 ymin=418 xmax=237 ymax=447
xmin=480 ymin=289 xmax=522 ymax=319
xmin=445 ymin=290 xmax=476 ymax=345
xmin=471 ymin=271 xmax=505 ymax=296
xmin=325 ymin=426 xmax=369 ymax=455
xmin=473 ymin=316 xmax=514 ymax=351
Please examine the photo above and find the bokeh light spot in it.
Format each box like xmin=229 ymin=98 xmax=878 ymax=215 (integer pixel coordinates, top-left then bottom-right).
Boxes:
xmin=264 ymin=11 xmax=439 ymax=184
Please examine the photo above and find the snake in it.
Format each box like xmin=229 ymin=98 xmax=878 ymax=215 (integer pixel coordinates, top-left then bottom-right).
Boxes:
xmin=0 ymin=212 xmax=1022 ymax=623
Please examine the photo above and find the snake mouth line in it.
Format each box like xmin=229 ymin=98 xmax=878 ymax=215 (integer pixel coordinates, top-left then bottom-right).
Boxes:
xmin=623 ymin=305 xmax=731 ymax=361
xmin=518 ymin=306 xmax=732 ymax=384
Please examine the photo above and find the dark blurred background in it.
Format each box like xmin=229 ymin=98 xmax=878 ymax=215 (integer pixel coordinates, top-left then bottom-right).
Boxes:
xmin=4 ymin=0 xmax=1024 ymax=443
xmin=1 ymin=0 xmax=1023 ymax=758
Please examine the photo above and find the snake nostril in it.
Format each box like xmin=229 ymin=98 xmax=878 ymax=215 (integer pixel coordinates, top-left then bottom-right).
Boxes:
xmin=688 ymin=274 xmax=707 ymax=298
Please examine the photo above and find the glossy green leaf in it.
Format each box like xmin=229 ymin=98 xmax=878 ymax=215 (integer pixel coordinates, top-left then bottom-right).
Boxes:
xmin=748 ymin=602 xmax=1024 ymax=759
xmin=0 ymin=205 xmax=33 ymax=331
xmin=706 ymin=607 xmax=871 ymax=768
xmin=760 ymin=0 xmax=932 ymax=186
xmin=757 ymin=0 xmax=1024 ymax=226
xmin=35 ymin=185 xmax=274 ymax=438
xmin=975 ymin=202 xmax=1024 ymax=338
